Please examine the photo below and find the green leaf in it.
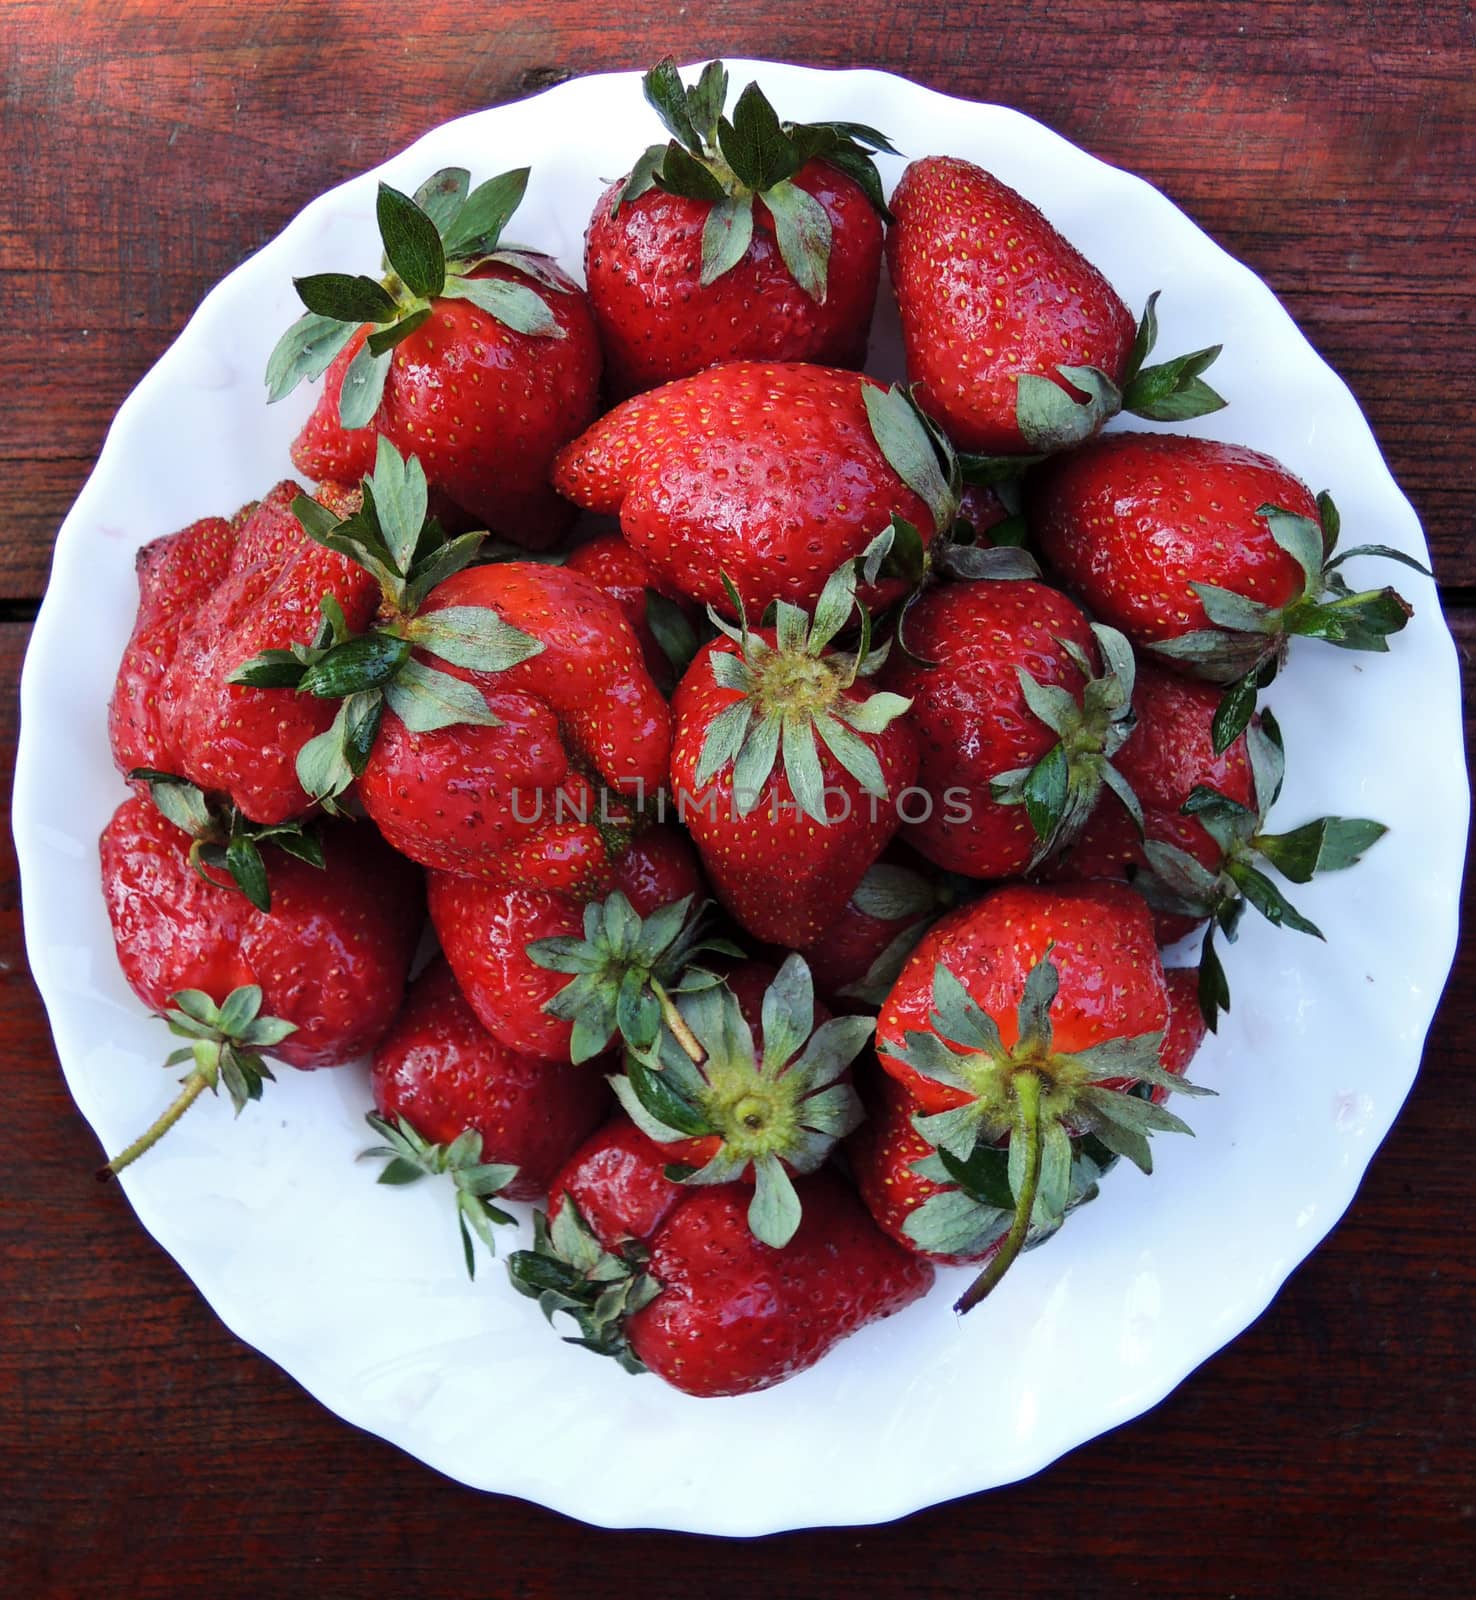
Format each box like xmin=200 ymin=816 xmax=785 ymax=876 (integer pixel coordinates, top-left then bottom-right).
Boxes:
xmin=781 ymin=717 xmax=828 ymax=823
xmin=412 ymin=166 xmax=471 ymax=235
xmin=141 ymin=775 xmax=214 ymax=837
xmin=687 ymin=60 xmax=729 ymax=144
xmin=1015 ymin=954 xmax=1059 ymax=1054
xmin=365 ymin=306 xmax=431 ymax=358
xmin=296 ymin=691 xmax=381 ymax=803
xmin=293 ymin=272 xmax=397 ymax=324
xmin=763 ymin=178 xmax=831 ymax=303
xmin=1259 ymin=503 xmax=1325 ymax=595
xmin=1229 ymin=862 xmax=1325 ymax=938
xmin=214 ymin=984 xmax=263 ymax=1038
xmin=383 ymin=658 xmax=501 ymax=733
xmin=441 ymin=168 xmax=531 ymax=259
xmin=850 ymin=863 xmax=937 ymax=921
xmin=224 ymin=835 xmax=270 ymax=913
xmin=1212 ymin=671 xmax=1260 ymax=754
xmin=1016 ymin=367 xmax=1121 ymax=451
xmin=937 ymin=544 xmax=1040 ymax=582
xmin=718 ymin=81 xmax=798 ymax=191
xmin=813 ymin=711 xmax=887 ymax=799
xmin=298 ymin=632 xmax=413 ymax=698
xmin=760 ymin=953 xmax=814 ymax=1073
xmin=402 ymin=606 xmax=545 ymax=673
xmin=1324 ymin=542 xmax=1431 ymax=580
xmin=694 ymin=697 xmax=754 ymax=787
xmin=731 ymin=713 xmax=781 ymax=813
xmin=837 ymin=690 xmax=911 ymax=736
xmin=228 ymin=648 xmax=309 ymax=690
xmin=903 ymin=1190 xmax=1011 ymax=1257
xmin=931 ymin=963 xmax=1003 ymax=1055
xmin=1123 ymin=291 xmax=1160 ymax=383
xmin=937 ymin=1142 xmax=1016 ymax=1210
xmin=1193 ymin=581 xmax=1278 ymax=635
xmin=748 ymin=1155 xmax=802 ymax=1248
xmin=653 ymin=142 xmax=728 ymax=202
xmin=699 ymin=192 xmax=755 ymax=286
xmin=1123 ymin=344 xmax=1226 ymax=421
xmin=862 ymin=384 xmax=955 ymax=528
xmin=1020 ymin=741 xmax=1070 ymax=843
xmin=441 ymin=274 xmax=561 ymax=337
xmin=265 ymin=312 xmax=359 ymax=402
xmin=1198 ymin=929 xmax=1231 ymax=1031
xmin=643 ymin=57 xmax=705 ymax=151
xmin=644 ymin=590 xmax=699 ymax=679
xmin=364 ymin=436 xmax=428 ymax=574
xmin=337 ymin=340 xmax=390 ymax=431
xmin=376 ymin=183 xmax=446 ymax=299
xmin=613 ymin=144 xmax=665 ymax=214
xmin=170 ymin=989 xmax=220 ymax=1027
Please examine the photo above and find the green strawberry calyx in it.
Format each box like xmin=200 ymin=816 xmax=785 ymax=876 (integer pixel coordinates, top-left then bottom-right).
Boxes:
xmin=526 ymin=889 xmax=744 ymax=1064
xmin=832 ymin=862 xmax=955 ymax=1007
xmin=506 ymin=1200 xmax=662 ymax=1375
xmin=1131 ymin=711 xmax=1389 ymax=1031
xmin=97 ymin=986 xmax=296 ymax=1182
xmin=266 ymin=166 xmax=568 ymax=427
xmin=360 ymin=1113 xmax=520 ymax=1280
xmin=610 ymin=953 xmax=872 ymax=1249
xmin=903 ymin=1122 xmax=1122 ymax=1262
xmin=229 ymin=438 xmax=545 ymax=810
xmin=1015 ymin=290 xmax=1228 ymax=454
xmin=988 ymin=622 xmax=1142 ymax=867
xmin=694 ymin=552 xmax=912 ymax=826
xmin=130 ymin=768 xmax=325 ymax=911
xmin=888 ymin=951 xmax=1210 ymax=1312
xmin=1150 ymin=490 xmax=1431 ymax=751
xmin=613 ymin=57 xmax=898 ymax=303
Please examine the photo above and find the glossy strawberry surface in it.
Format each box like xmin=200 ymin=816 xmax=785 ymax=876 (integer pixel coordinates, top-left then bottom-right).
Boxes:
xmin=429 ymin=826 xmax=705 ymax=1061
xmin=670 ymin=632 xmax=919 ymax=945
xmin=881 ymin=579 xmax=1097 ymax=878
xmin=108 ymin=513 xmax=236 ymax=782
xmin=371 ymin=958 xmax=609 ymax=1199
xmin=876 ymin=881 xmax=1169 ymax=1117
xmin=1029 ymin=432 xmax=1320 ymax=649
xmin=585 ymin=160 xmax=883 ymax=397
xmin=358 ymin=563 xmax=672 ymax=891
xmin=887 ymin=155 xmax=1136 ymax=453
xmin=292 ymin=260 xmax=602 ymax=549
xmin=160 ymin=482 xmax=380 ymax=825
xmin=551 ymin=362 xmax=939 ymax=617
xmin=100 ymin=799 xmax=422 ymax=1068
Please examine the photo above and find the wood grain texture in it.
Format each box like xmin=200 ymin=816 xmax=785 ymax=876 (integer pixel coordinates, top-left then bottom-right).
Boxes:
xmin=2 ymin=3 xmax=1473 ymax=1593
xmin=2 ymin=1 xmax=1473 ymax=596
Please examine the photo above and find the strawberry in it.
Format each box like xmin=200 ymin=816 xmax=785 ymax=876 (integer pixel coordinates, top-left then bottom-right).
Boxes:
xmin=875 ymin=881 xmax=1209 ymax=1309
xmin=563 ymin=534 xmax=699 ymax=688
xmin=429 ymin=825 xmax=709 ymax=1063
xmin=796 ymin=857 xmax=952 ymax=1005
xmin=1028 ymin=432 xmax=1427 ymax=746
xmin=225 ymin=443 xmax=671 ymax=894
xmin=160 ymin=480 xmax=381 ymax=824
xmin=108 ymin=512 xmax=237 ymax=782
xmin=506 ymin=1119 xmax=933 ymax=1395
xmin=880 ymin=577 xmax=1137 ymax=877
xmin=551 ymin=367 xmax=959 ymax=618
xmin=585 ymin=59 xmax=893 ymax=396
xmin=1160 ymin=968 xmax=1208 ymax=1086
xmin=101 ymin=794 xmax=422 ymax=1069
xmin=1115 ymin=711 xmax=1389 ymax=1029
xmin=887 ymin=156 xmax=1225 ymax=455
xmin=368 ymin=957 xmax=609 ymax=1232
xmin=608 ymin=954 xmax=873 ymax=1246
xmin=849 ymin=1065 xmax=1121 ymax=1266
xmin=668 ymin=555 xmax=918 ymax=945
xmin=266 ymin=167 xmax=600 ymax=548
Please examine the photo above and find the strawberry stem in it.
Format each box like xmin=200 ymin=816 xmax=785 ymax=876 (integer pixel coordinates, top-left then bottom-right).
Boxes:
xmin=954 ymin=1071 xmax=1044 ymax=1314
xmin=96 ymin=1066 xmax=213 ymax=1182
xmin=651 ymin=978 xmax=706 ymax=1066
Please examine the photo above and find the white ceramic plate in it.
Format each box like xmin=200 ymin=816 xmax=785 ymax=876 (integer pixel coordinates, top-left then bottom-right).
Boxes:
xmin=15 ymin=63 xmax=1467 ymax=1534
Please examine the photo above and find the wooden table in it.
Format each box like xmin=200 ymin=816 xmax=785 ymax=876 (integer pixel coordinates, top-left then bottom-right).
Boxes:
xmin=3 ymin=4 xmax=1471 ymax=1592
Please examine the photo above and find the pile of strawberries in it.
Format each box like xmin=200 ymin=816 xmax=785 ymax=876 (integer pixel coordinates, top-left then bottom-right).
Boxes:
xmin=95 ymin=61 xmax=1422 ymax=1399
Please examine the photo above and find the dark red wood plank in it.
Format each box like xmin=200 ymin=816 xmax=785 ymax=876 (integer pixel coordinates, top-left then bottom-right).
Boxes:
xmin=1 ymin=1 xmax=1471 ymax=597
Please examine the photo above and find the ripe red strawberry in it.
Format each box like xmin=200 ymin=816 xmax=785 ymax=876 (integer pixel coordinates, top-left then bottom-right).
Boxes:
xmin=1160 ymin=968 xmax=1208 ymax=1086
xmin=875 ymin=881 xmax=1208 ymax=1309
xmin=221 ymin=444 xmax=671 ymax=894
xmin=796 ymin=857 xmax=951 ymax=1004
xmin=585 ymin=59 xmax=892 ymax=397
xmin=1041 ymin=661 xmax=1255 ymax=942
xmin=160 ymin=481 xmax=380 ymax=824
xmin=370 ymin=958 xmax=609 ymax=1201
xmin=109 ymin=512 xmax=236 ymax=782
xmin=880 ymin=578 xmax=1137 ymax=878
xmin=507 ymin=1119 xmax=933 ymax=1396
xmin=552 ymin=367 xmax=959 ymax=618
xmin=564 ymin=534 xmax=699 ymax=688
xmin=429 ymin=826 xmax=707 ymax=1063
xmin=608 ymin=954 xmax=872 ymax=1247
xmin=267 ymin=168 xmax=600 ymax=549
xmin=101 ymin=795 xmax=422 ymax=1069
xmin=1029 ymin=432 xmax=1425 ymax=746
xmin=668 ymin=558 xmax=918 ymax=945
xmin=887 ymin=156 xmax=1225 ymax=455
